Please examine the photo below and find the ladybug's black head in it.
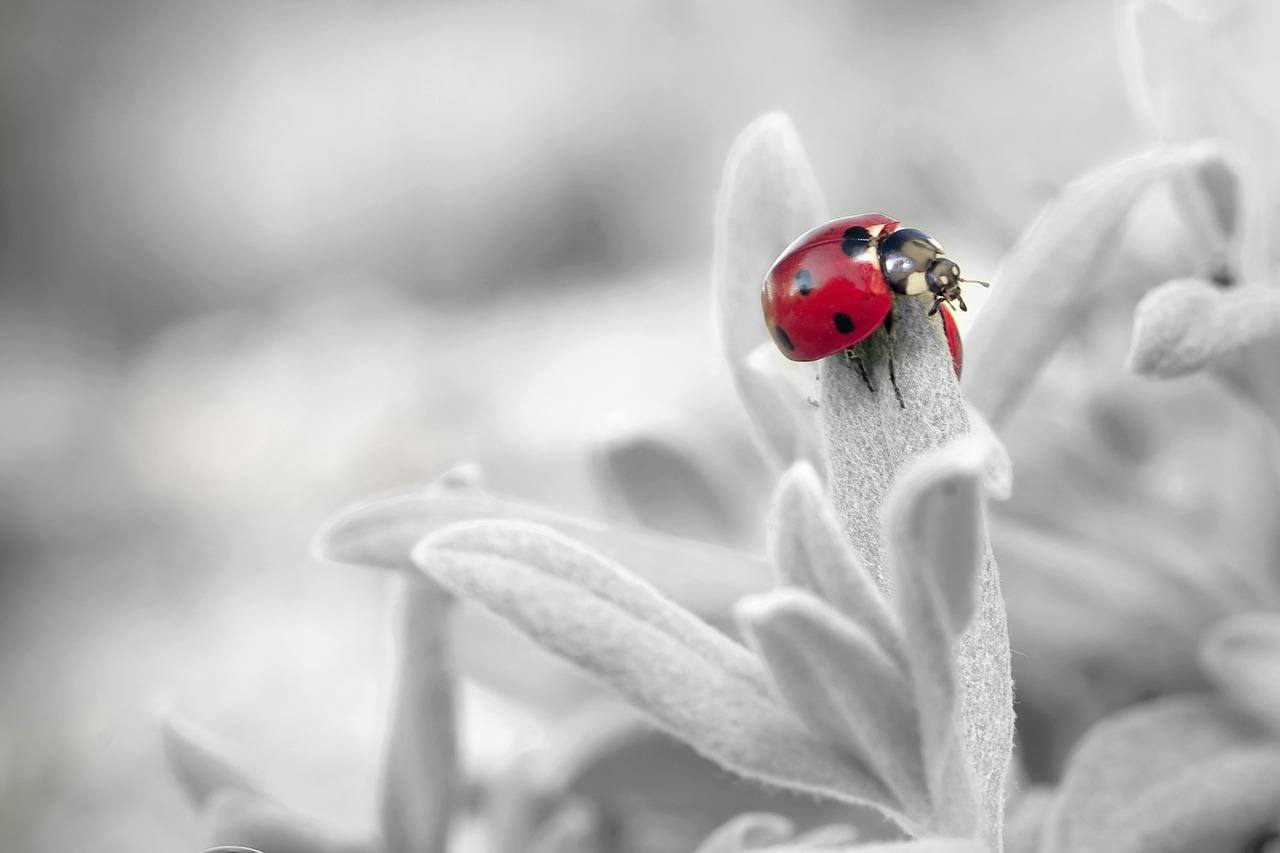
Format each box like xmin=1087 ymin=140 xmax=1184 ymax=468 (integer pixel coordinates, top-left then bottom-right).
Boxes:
xmin=878 ymin=226 xmax=986 ymax=314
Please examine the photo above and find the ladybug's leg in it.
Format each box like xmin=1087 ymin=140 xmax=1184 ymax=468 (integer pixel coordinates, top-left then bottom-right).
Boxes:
xmin=844 ymin=348 xmax=876 ymax=393
xmin=883 ymin=310 xmax=906 ymax=409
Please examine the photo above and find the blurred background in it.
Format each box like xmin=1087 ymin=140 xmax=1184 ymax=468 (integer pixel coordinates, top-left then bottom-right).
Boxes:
xmin=0 ymin=1 xmax=1144 ymax=850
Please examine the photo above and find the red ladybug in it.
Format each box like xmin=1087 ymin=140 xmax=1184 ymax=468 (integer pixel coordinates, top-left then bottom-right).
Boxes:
xmin=761 ymin=213 xmax=981 ymax=376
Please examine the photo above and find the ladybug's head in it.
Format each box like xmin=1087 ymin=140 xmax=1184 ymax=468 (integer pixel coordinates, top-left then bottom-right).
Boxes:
xmin=878 ymin=227 xmax=988 ymax=314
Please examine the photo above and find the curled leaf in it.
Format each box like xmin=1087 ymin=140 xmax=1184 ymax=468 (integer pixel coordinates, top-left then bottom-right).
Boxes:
xmin=160 ymin=708 xmax=262 ymax=810
xmin=1128 ymin=278 xmax=1280 ymax=377
xmin=963 ymin=146 xmax=1226 ymax=426
xmin=1201 ymin=613 xmax=1280 ymax=733
xmin=205 ymin=789 xmax=372 ymax=853
xmin=413 ymin=520 xmax=904 ymax=824
xmin=695 ymin=813 xmax=797 ymax=853
xmin=526 ymin=797 xmax=607 ymax=853
xmin=738 ymin=590 xmax=930 ymax=824
xmin=767 ymin=462 xmax=904 ymax=667
xmin=378 ymin=576 xmax=457 ymax=853
xmin=712 ymin=112 xmax=827 ymax=471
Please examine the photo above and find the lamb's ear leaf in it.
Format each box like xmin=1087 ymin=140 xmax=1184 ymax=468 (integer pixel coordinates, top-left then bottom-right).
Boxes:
xmin=963 ymin=147 xmax=1204 ymax=427
xmin=737 ymin=590 xmax=931 ymax=826
xmin=712 ymin=112 xmax=825 ymax=374
xmin=378 ymin=576 xmax=457 ymax=853
xmin=712 ymin=113 xmax=827 ymax=472
xmin=766 ymin=462 xmax=904 ymax=666
xmin=1200 ymin=613 xmax=1280 ymax=733
xmin=1128 ymin=279 xmax=1280 ymax=378
xmin=413 ymin=521 xmax=909 ymax=829
xmin=694 ymin=813 xmax=796 ymax=853
xmin=314 ymin=486 xmax=771 ymax=621
xmin=1070 ymin=746 xmax=1280 ymax=853
xmin=820 ymin=297 xmax=1013 ymax=846
xmin=205 ymin=790 xmax=373 ymax=853
xmin=813 ymin=841 xmax=986 ymax=853
xmin=160 ymin=708 xmax=262 ymax=810
xmin=784 ymin=824 xmax=860 ymax=849
xmin=1040 ymin=694 xmax=1263 ymax=853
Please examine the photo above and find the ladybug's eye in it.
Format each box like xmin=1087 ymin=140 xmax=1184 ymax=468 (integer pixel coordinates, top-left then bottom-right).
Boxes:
xmin=878 ymin=228 xmax=943 ymax=288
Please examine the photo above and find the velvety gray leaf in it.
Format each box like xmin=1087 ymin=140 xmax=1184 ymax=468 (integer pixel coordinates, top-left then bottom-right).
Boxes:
xmin=884 ymin=446 xmax=986 ymax=641
xmin=1102 ymin=745 xmax=1280 ymax=853
xmin=739 ymin=344 xmax=827 ymax=473
xmin=738 ymin=590 xmax=931 ymax=825
xmin=711 ymin=113 xmax=827 ymax=471
xmin=204 ymin=847 xmax=264 ymax=853
xmin=315 ymin=483 xmax=771 ymax=620
xmin=160 ymin=708 xmax=262 ymax=810
xmin=379 ymin=575 xmax=457 ymax=853
xmin=963 ymin=146 xmax=1216 ymax=427
xmin=695 ymin=813 xmax=797 ymax=853
xmin=413 ymin=522 xmax=907 ymax=828
xmin=820 ymin=298 xmax=1013 ymax=846
xmin=205 ymin=790 xmax=372 ymax=853
xmin=1201 ymin=613 xmax=1280 ymax=733
xmin=1128 ymin=278 xmax=1280 ymax=377
xmin=1124 ymin=0 xmax=1280 ymax=268
xmin=419 ymin=521 xmax=770 ymax=696
xmin=712 ymin=112 xmax=825 ymax=373
xmin=589 ymin=426 xmax=752 ymax=545
xmin=1041 ymin=694 xmax=1263 ymax=853
xmin=767 ymin=462 xmax=904 ymax=667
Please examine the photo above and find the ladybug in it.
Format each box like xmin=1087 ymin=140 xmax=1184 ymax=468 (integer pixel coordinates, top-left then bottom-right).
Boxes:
xmin=761 ymin=213 xmax=982 ymax=377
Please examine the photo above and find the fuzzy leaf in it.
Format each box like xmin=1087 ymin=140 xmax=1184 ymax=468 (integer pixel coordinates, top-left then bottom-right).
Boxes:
xmin=1128 ymin=278 xmax=1280 ymax=377
xmin=413 ymin=521 xmax=906 ymax=825
xmin=785 ymin=824 xmax=860 ymax=849
xmin=419 ymin=521 xmax=770 ymax=694
xmin=1201 ymin=613 xmax=1280 ymax=733
xmin=205 ymin=790 xmax=372 ymax=853
xmin=963 ymin=146 xmax=1222 ymax=427
xmin=160 ymin=708 xmax=262 ymax=810
xmin=205 ymin=848 xmax=264 ymax=853
xmin=712 ymin=113 xmax=827 ymax=470
xmin=712 ymin=112 xmax=825 ymax=373
xmin=1040 ymin=694 xmax=1264 ymax=853
xmin=379 ymin=575 xmax=457 ymax=853
xmin=738 ymin=590 xmax=930 ymax=824
xmin=767 ymin=463 xmax=904 ymax=667
xmin=806 ymin=842 xmax=985 ymax=853
xmin=695 ymin=813 xmax=797 ymax=853
xmin=315 ymin=485 xmax=770 ymax=621
xmin=820 ymin=297 xmax=1013 ymax=846
xmin=885 ymin=447 xmax=986 ymax=642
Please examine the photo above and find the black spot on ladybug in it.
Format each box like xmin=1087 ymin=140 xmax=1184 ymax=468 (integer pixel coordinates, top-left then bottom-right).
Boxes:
xmin=794 ymin=269 xmax=814 ymax=295
xmin=841 ymin=227 xmax=871 ymax=257
xmin=833 ymin=313 xmax=854 ymax=334
xmin=775 ymin=325 xmax=795 ymax=351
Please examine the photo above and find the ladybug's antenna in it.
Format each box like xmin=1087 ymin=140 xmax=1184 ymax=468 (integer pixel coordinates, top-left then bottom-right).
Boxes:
xmin=959 ymin=277 xmax=990 ymax=288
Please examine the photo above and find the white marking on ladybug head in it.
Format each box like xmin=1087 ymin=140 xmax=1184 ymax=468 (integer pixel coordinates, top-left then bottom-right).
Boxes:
xmin=905 ymin=270 xmax=930 ymax=295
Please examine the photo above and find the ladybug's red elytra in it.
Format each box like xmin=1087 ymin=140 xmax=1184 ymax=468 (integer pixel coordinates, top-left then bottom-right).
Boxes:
xmin=761 ymin=213 xmax=983 ymax=379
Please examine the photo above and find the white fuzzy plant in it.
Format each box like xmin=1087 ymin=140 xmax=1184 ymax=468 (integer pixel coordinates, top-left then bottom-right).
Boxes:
xmin=162 ymin=0 xmax=1280 ymax=847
